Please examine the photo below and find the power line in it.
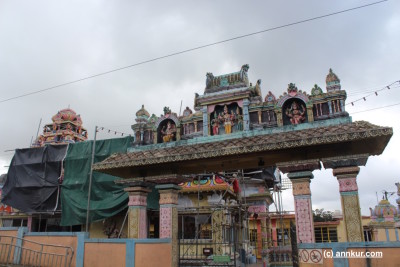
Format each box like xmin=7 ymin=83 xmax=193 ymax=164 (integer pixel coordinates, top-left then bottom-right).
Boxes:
xmin=346 ymin=80 xmax=400 ymax=106
xmin=351 ymin=102 xmax=400 ymax=114
xmin=0 ymin=0 xmax=388 ymax=104
xmin=347 ymin=84 xmax=400 ymax=96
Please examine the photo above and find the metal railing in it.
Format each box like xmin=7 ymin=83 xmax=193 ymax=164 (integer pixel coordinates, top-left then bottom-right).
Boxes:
xmin=0 ymin=235 xmax=74 ymax=267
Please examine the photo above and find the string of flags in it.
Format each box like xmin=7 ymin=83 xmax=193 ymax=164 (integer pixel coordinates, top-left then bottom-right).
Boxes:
xmin=96 ymin=126 xmax=131 ymax=137
xmin=346 ymin=80 xmax=400 ymax=106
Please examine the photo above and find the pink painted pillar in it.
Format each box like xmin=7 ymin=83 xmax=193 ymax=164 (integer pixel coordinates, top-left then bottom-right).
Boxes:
xmin=156 ymin=184 xmax=181 ymax=267
xmin=125 ymin=186 xmax=150 ymax=239
xmin=288 ymin=171 xmax=315 ymax=243
xmin=27 ymin=216 xmax=33 ymax=232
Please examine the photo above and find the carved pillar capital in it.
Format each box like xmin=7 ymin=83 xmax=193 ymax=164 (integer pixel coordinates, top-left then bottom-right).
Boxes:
xmin=124 ymin=186 xmax=151 ymax=207
xmin=277 ymin=159 xmax=321 ymax=174
xmin=291 ymin=178 xmax=312 ymax=196
xmin=322 ymin=154 xmax=369 ymax=169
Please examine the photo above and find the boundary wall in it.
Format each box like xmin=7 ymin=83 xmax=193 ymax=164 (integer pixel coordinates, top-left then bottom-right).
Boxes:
xmin=0 ymin=227 xmax=171 ymax=267
xmin=298 ymin=241 xmax=400 ymax=267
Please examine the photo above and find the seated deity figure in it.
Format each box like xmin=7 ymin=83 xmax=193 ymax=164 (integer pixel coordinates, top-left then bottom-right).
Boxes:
xmin=161 ymin=121 xmax=176 ymax=142
xmin=223 ymin=105 xmax=232 ymax=134
xmin=285 ymin=101 xmax=306 ymax=125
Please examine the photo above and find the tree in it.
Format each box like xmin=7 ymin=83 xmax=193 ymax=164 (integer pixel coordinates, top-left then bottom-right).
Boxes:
xmin=313 ymin=209 xmax=334 ymax=222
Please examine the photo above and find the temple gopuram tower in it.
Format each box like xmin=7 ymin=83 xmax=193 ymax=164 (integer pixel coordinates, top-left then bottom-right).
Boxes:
xmin=32 ymin=108 xmax=88 ymax=147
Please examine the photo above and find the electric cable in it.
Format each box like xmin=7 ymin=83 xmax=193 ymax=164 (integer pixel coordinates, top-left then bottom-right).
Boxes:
xmin=0 ymin=0 xmax=388 ymax=104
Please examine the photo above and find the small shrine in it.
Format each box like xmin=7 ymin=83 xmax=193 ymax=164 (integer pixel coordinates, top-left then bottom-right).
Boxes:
xmin=32 ymin=108 xmax=88 ymax=147
xmin=368 ymin=185 xmax=400 ymax=242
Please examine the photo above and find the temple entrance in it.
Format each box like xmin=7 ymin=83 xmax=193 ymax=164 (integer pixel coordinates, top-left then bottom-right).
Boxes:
xmin=178 ymin=211 xmax=238 ymax=266
xmin=93 ymin=67 xmax=392 ymax=267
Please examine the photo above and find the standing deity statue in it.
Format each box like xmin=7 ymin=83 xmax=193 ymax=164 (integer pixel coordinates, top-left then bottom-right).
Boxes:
xmin=223 ymin=105 xmax=232 ymax=134
xmin=236 ymin=107 xmax=243 ymax=131
xmin=212 ymin=111 xmax=219 ymax=135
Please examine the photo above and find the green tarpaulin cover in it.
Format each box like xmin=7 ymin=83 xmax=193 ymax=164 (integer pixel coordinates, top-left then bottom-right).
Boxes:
xmin=60 ymin=137 xmax=132 ymax=226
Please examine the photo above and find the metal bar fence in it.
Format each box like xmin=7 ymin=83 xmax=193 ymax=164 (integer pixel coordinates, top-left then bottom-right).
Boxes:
xmin=0 ymin=235 xmax=74 ymax=267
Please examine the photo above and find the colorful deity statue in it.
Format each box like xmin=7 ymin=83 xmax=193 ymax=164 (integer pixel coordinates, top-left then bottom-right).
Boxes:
xmin=212 ymin=112 xmax=219 ymax=136
xmin=285 ymin=101 xmax=306 ymax=125
xmin=223 ymin=105 xmax=233 ymax=134
xmin=236 ymin=107 xmax=243 ymax=131
xmin=161 ymin=121 xmax=176 ymax=142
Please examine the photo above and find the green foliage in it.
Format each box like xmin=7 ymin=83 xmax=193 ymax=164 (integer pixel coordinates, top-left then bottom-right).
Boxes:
xmin=313 ymin=208 xmax=334 ymax=222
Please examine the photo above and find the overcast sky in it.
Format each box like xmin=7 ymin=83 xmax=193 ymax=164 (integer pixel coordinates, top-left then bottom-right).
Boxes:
xmin=0 ymin=0 xmax=399 ymax=215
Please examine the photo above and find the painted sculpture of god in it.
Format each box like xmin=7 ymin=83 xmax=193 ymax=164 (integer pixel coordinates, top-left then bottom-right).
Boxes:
xmin=161 ymin=121 xmax=176 ymax=142
xmin=286 ymin=101 xmax=306 ymax=125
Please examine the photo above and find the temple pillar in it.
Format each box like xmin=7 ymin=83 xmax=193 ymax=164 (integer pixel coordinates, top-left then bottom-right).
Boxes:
xmin=247 ymin=191 xmax=273 ymax=265
xmin=243 ymin=99 xmax=250 ymax=131
xmin=327 ymin=101 xmax=332 ymax=114
xmin=212 ymin=209 xmax=224 ymax=255
xmin=125 ymin=186 xmax=151 ymax=239
xmin=323 ymin=154 xmax=368 ymax=242
xmin=288 ymin=171 xmax=315 ymax=243
xmin=153 ymin=131 xmax=157 ymax=144
xmin=156 ymin=184 xmax=181 ymax=267
xmin=306 ymin=105 xmax=314 ymax=122
xmin=275 ymin=109 xmax=283 ymax=127
xmin=202 ymin=106 xmax=208 ymax=136
xmin=340 ymin=99 xmax=345 ymax=112
xmin=278 ymin=160 xmax=321 ymax=244
xmin=176 ymin=126 xmax=181 ymax=141
xmin=333 ymin=166 xmax=364 ymax=242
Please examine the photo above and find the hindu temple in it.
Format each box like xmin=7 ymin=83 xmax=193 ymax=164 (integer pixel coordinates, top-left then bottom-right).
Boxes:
xmin=0 ymin=65 xmax=396 ymax=267
xmin=93 ymin=65 xmax=393 ymax=266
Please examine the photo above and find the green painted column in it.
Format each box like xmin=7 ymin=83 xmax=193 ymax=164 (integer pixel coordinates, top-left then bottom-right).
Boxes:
xmin=333 ymin=166 xmax=364 ymax=242
xmin=323 ymin=154 xmax=369 ymax=243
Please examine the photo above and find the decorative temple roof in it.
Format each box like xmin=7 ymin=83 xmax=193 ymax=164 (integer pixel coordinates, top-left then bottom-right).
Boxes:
xmin=326 ymin=68 xmax=341 ymax=92
xmin=32 ymin=107 xmax=88 ymax=147
xmin=51 ymin=108 xmax=83 ymax=126
xmin=204 ymin=64 xmax=250 ymax=94
xmin=94 ymin=120 xmax=392 ymax=178
xmin=326 ymin=68 xmax=340 ymax=84
xmin=369 ymin=198 xmax=399 ymax=226
xmin=135 ymin=105 xmax=150 ymax=120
